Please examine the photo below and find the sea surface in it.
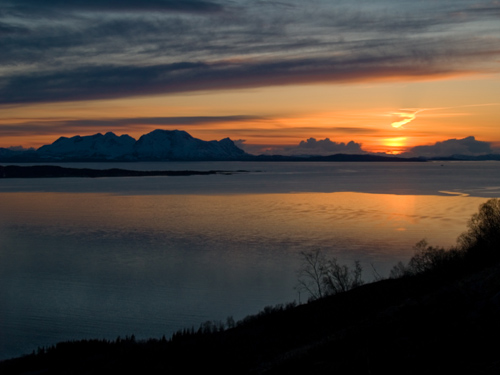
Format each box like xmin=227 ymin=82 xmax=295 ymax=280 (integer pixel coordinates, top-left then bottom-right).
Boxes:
xmin=1 ymin=161 xmax=500 ymax=360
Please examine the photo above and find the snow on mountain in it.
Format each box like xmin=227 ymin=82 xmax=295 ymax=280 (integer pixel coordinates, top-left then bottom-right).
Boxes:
xmin=133 ymin=129 xmax=246 ymax=160
xmin=37 ymin=132 xmax=136 ymax=160
xmin=29 ymin=129 xmax=247 ymax=161
xmin=0 ymin=148 xmax=20 ymax=158
xmin=0 ymin=146 xmax=37 ymax=162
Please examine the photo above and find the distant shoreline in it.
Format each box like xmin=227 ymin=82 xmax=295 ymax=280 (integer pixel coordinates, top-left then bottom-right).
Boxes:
xmin=0 ymin=154 xmax=428 ymax=163
xmin=0 ymin=165 xmax=248 ymax=178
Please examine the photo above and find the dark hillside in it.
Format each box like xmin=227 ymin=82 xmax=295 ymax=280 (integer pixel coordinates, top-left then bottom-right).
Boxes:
xmin=2 ymin=261 xmax=499 ymax=374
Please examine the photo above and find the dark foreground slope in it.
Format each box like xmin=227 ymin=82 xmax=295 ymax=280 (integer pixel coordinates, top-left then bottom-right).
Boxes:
xmin=2 ymin=257 xmax=500 ymax=375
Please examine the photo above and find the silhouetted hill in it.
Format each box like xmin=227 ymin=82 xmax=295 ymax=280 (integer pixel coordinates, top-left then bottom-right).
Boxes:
xmin=2 ymin=253 xmax=500 ymax=374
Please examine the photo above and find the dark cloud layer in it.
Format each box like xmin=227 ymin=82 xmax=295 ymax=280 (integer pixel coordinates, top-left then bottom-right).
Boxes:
xmin=0 ymin=115 xmax=262 ymax=136
xmin=0 ymin=0 xmax=499 ymax=105
xmin=0 ymin=56 xmax=477 ymax=105
xmin=3 ymin=0 xmax=222 ymax=13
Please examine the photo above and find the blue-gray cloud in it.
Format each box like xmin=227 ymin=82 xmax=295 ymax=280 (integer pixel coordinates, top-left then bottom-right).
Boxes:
xmin=3 ymin=0 xmax=222 ymax=13
xmin=404 ymin=136 xmax=493 ymax=158
xmin=0 ymin=0 xmax=499 ymax=104
xmin=262 ymin=137 xmax=365 ymax=156
xmin=0 ymin=115 xmax=262 ymax=136
xmin=0 ymin=54 xmax=480 ymax=105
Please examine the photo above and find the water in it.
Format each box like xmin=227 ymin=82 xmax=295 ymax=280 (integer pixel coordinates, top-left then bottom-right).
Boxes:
xmin=1 ymin=161 xmax=499 ymax=360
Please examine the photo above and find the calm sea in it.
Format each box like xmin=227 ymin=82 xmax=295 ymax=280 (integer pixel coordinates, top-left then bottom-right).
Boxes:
xmin=1 ymin=161 xmax=499 ymax=360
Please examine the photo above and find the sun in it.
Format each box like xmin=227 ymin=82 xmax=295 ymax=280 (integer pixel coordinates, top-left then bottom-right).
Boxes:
xmin=383 ymin=137 xmax=407 ymax=154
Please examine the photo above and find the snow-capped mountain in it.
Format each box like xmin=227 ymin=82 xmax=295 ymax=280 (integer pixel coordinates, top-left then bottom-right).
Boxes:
xmin=37 ymin=132 xmax=136 ymax=160
xmin=2 ymin=130 xmax=248 ymax=161
xmin=133 ymin=129 xmax=246 ymax=160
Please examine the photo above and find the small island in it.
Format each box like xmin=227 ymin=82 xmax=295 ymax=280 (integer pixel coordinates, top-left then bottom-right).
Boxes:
xmin=0 ymin=165 xmax=248 ymax=178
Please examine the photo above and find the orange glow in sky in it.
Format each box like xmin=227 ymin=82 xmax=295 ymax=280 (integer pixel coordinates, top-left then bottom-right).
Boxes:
xmin=2 ymin=75 xmax=500 ymax=156
xmin=1 ymin=2 xmax=499 ymax=157
xmin=1 ymin=71 xmax=500 ymax=157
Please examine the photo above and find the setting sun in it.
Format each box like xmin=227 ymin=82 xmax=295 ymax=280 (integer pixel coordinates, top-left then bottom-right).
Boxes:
xmin=383 ymin=137 xmax=407 ymax=154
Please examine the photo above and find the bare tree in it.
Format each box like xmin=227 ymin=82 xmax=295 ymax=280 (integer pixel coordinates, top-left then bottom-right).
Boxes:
xmin=296 ymin=249 xmax=328 ymax=300
xmin=296 ymin=249 xmax=364 ymax=301
xmin=323 ymin=258 xmax=363 ymax=295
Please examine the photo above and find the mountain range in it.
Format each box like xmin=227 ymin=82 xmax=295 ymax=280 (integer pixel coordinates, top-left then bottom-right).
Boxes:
xmin=0 ymin=130 xmax=248 ymax=162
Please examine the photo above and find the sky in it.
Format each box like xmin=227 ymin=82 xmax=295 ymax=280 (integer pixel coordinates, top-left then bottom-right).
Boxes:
xmin=1 ymin=0 xmax=499 ymax=156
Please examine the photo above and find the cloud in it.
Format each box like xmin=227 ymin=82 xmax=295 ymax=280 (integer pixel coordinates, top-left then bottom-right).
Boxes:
xmin=3 ymin=0 xmax=223 ymax=13
xmin=0 ymin=115 xmax=262 ymax=137
xmin=404 ymin=136 xmax=493 ymax=158
xmin=0 ymin=55 xmax=482 ymax=105
xmin=0 ymin=1 xmax=499 ymax=105
xmin=263 ymin=137 xmax=365 ymax=156
xmin=391 ymin=109 xmax=423 ymax=129
xmin=0 ymin=22 xmax=29 ymax=36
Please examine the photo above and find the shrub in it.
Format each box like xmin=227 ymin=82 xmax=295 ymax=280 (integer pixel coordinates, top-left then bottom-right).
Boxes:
xmin=389 ymin=261 xmax=411 ymax=279
xmin=390 ymin=239 xmax=463 ymax=278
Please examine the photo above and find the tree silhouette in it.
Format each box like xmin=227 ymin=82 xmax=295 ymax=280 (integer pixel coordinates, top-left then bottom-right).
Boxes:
xmin=322 ymin=258 xmax=363 ymax=295
xmin=458 ymin=198 xmax=500 ymax=261
xmin=296 ymin=249 xmax=363 ymax=300
xmin=296 ymin=249 xmax=327 ymax=300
